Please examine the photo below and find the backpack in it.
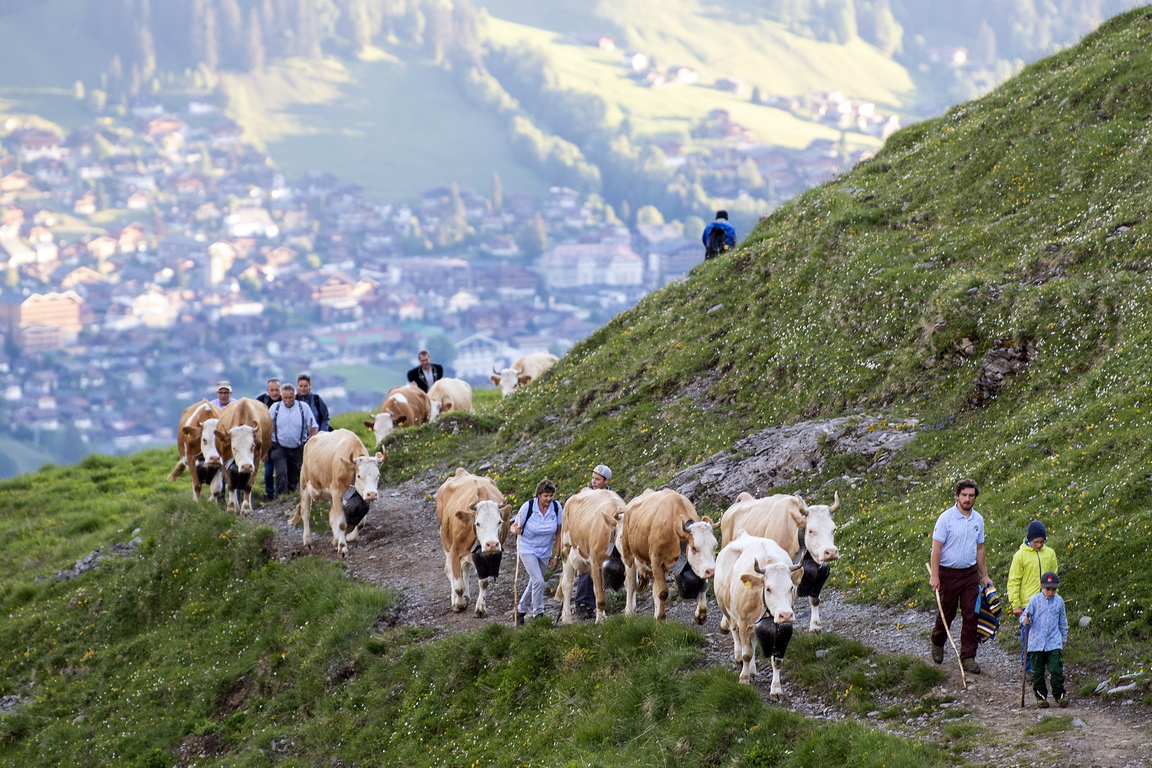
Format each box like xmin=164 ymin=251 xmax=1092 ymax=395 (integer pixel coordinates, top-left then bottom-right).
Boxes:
xmin=705 ymin=224 xmax=728 ymax=260
xmin=522 ymin=497 xmax=561 ymax=528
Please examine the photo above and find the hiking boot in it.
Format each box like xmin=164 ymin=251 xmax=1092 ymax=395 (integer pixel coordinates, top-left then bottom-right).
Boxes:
xmin=961 ymin=657 xmax=981 ymax=674
xmin=574 ymin=604 xmax=595 ymax=620
xmin=514 ymin=612 xmax=525 ymax=626
xmin=1037 ymin=700 xmax=1050 ymax=709
xmin=1057 ymin=698 xmax=1069 ymax=708
xmin=931 ymin=643 xmax=944 ymax=664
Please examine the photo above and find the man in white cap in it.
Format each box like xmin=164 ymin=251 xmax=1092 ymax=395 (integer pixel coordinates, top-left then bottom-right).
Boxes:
xmin=211 ymin=381 xmax=233 ymax=409
xmin=572 ymin=464 xmax=612 ymax=619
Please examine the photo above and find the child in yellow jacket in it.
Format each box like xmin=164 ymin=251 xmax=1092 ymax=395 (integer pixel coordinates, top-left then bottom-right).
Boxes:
xmin=1008 ymin=520 xmax=1059 ymax=615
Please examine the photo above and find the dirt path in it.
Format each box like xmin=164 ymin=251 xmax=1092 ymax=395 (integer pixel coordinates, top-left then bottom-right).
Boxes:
xmin=249 ymin=476 xmax=1152 ymax=768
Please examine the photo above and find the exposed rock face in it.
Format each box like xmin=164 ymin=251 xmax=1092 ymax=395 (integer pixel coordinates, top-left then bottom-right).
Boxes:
xmin=35 ymin=537 xmax=143 ymax=584
xmin=968 ymin=335 xmax=1038 ymax=408
xmin=668 ymin=416 xmax=918 ymax=510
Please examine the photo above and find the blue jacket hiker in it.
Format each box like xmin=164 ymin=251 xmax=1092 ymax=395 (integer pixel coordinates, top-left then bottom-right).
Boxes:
xmin=512 ymin=479 xmax=563 ymax=624
xmin=702 ymin=210 xmax=736 ymax=259
xmin=1022 ymin=571 xmax=1069 ymax=708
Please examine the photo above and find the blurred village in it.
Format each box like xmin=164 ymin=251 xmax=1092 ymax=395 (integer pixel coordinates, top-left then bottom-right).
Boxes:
xmin=0 ymin=91 xmax=881 ymax=467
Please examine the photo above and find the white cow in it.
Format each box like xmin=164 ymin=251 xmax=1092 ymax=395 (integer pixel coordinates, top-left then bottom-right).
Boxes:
xmin=489 ymin=351 xmax=559 ymax=396
xmin=715 ymin=532 xmax=802 ymax=693
xmin=721 ymin=492 xmax=840 ymax=633
xmin=427 ymin=377 xmax=473 ymax=420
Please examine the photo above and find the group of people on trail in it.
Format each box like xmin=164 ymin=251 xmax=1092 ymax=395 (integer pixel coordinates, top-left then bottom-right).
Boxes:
xmin=209 ymin=375 xmax=332 ymax=501
xmin=930 ymin=479 xmax=1068 ymax=708
xmin=509 ymin=465 xmax=613 ymax=624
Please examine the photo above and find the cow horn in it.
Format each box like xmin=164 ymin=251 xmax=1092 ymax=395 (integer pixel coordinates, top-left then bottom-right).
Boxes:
xmin=753 ymin=559 xmax=765 ymax=575
xmin=829 ymin=490 xmax=840 ymax=514
xmin=682 ymin=519 xmax=694 ymax=533
xmin=492 ymin=365 xmax=500 ymax=375
xmin=790 ymin=561 xmax=804 ymax=573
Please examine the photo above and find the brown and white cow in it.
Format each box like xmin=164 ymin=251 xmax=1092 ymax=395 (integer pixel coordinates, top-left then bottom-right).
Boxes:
xmin=363 ymin=383 xmax=431 ymax=445
xmin=213 ymin=398 xmax=274 ymax=517
xmin=427 ymin=377 xmax=473 ymax=420
xmin=716 ymin=531 xmax=803 ymax=693
xmin=720 ymin=492 xmax=840 ymax=633
xmin=290 ymin=429 xmax=384 ymax=556
xmin=556 ymin=489 xmax=626 ymax=625
xmin=618 ymin=488 xmax=719 ymax=624
xmin=489 ymin=351 xmax=559 ymax=396
xmin=436 ymin=468 xmax=513 ymax=617
xmin=167 ymin=399 xmax=223 ymax=501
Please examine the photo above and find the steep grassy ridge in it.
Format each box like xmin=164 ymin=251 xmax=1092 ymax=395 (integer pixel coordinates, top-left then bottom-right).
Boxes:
xmin=477 ymin=8 xmax=1152 ymax=659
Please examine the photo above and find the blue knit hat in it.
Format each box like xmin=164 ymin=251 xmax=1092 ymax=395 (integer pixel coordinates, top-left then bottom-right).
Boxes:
xmin=1026 ymin=520 xmax=1047 ymax=542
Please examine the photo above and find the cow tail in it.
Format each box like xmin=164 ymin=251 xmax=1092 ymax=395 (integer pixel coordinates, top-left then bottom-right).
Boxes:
xmin=289 ymin=503 xmax=302 ymax=526
xmin=167 ymin=459 xmax=187 ymax=481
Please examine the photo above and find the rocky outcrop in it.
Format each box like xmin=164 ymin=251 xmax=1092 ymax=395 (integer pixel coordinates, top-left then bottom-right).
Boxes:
xmin=668 ymin=416 xmax=918 ymax=510
xmin=967 ymin=335 xmax=1037 ymax=408
xmin=35 ymin=535 xmax=143 ymax=584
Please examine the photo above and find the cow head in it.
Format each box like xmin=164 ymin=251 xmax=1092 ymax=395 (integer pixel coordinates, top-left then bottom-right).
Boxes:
xmin=682 ymin=517 xmax=719 ymax=579
xmin=429 ymin=400 xmax=442 ymax=420
xmin=190 ymin=418 xmax=223 ymax=466
xmin=346 ymin=451 xmax=385 ymax=501
xmin=802 ymin=492 xmax=840 ymax=564
xmin=743 ymin=557 xmax=802 ymax=624
xmin=462 ymin=498 xmax=505 ymax=553
xmin=365 ymin=411 xmax=394 ymax=445
xmin=228 ymin=422 xmax=259 ymax=473
xmin=490 ymin=366 xmax=523 ymax=396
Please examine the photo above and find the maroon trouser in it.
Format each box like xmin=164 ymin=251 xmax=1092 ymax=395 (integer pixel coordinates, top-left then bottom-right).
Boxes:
xmin=931 ymin=564 xmax=980 ymax=659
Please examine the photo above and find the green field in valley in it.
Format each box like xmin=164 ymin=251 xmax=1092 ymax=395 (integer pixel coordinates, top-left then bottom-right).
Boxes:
xmin=221 ymin=55 xmax=553 ymax=200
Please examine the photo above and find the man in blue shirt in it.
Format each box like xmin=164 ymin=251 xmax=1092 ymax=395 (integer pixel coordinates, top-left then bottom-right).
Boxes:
xmin=702 ymin=210 xmax=736 ymax=259
xmin=928 ymin=479 xmax=995 ymax=674
xmin=267 ymin=383 xmax=318 ymax=499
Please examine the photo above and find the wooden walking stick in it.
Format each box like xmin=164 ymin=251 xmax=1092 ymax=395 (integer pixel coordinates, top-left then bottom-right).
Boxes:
xmin=1020 ymin=622 xmax=1030 ymax=707
xmin=511 ymin=528 xmax=522 ymax=627
xmin=925 ymin=562 xmax=968 ymax=690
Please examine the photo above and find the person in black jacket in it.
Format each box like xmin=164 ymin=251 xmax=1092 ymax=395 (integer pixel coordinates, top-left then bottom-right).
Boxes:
xmin=406 ymin=349 xmax=443 ymax=393
xmin=256 ymin=378 xmax=281 ymax=499
xmin=296 ymin=373 xmax=330 ymax=432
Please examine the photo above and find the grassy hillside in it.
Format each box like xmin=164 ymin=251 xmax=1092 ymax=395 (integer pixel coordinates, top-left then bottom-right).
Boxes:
xmin=0 ymin=449 xmax=949 ymax=765
xmin=383 ymin=7 xmax=1152 ymax=664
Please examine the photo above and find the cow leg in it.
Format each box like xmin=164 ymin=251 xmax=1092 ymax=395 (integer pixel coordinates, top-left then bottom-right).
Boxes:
xmin=808 ymin=596 xmax=822 ymax=633
xmin=475 ymin=576 xmax=489 ymax=618
xmin=590 ymin=558 xmax=608 ymax=623
xmin=623 ymin=562 xmax=639 ymax=617
xmin=191 ymin=476 xmax=201 ymax=502
xmin=460 ymin=555 xmax=473 ymax=604
xmin=769 ymin=657 xmax=784 ymax=696
xmin=297 ymin=487 xmax=315 ymax=549
xmin=329 ymin=495 xmax=348 ymax=556
xmin=694 ymin=590 xmax=708 ymax=625
xmin=210 ymin=471 xmax=225 ymax=505
xmin=652 ymin=568 xmax=669 ymax=621
xmin=737 ymin=626 xmax=755 ymax=686
xmin=443 ymin=549 xmax=467 ymax=611
xmin=346 ymin=525 xmax=360 ymax=542
xmin=559 ymin=558 xmax=576 ymax=625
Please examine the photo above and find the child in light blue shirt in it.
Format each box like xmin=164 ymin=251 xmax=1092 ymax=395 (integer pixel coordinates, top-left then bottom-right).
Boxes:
xmin=1022 ymin=571 xmax=1069 ymax=708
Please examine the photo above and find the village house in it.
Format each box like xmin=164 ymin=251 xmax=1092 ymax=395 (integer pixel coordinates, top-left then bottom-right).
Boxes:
xmin=535 ymin=243 xmax=644 ymax=288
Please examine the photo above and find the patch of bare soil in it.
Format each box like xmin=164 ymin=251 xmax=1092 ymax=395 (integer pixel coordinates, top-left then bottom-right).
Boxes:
xmin=247 ymin=477 xmax=1152 ymax=768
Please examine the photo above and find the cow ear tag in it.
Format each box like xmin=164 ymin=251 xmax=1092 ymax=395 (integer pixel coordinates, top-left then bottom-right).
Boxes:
xmin=743 ymin=580 xmax=753 ymax=589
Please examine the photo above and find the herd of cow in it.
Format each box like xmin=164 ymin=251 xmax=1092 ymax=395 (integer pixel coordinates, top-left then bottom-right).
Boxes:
xmin=167 ymin=349 xmax=839 ymax=694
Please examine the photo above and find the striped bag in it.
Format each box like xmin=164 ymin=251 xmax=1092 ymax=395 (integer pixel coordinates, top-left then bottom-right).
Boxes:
xmin=976 ymin=583 xmax=1002 ymax=644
